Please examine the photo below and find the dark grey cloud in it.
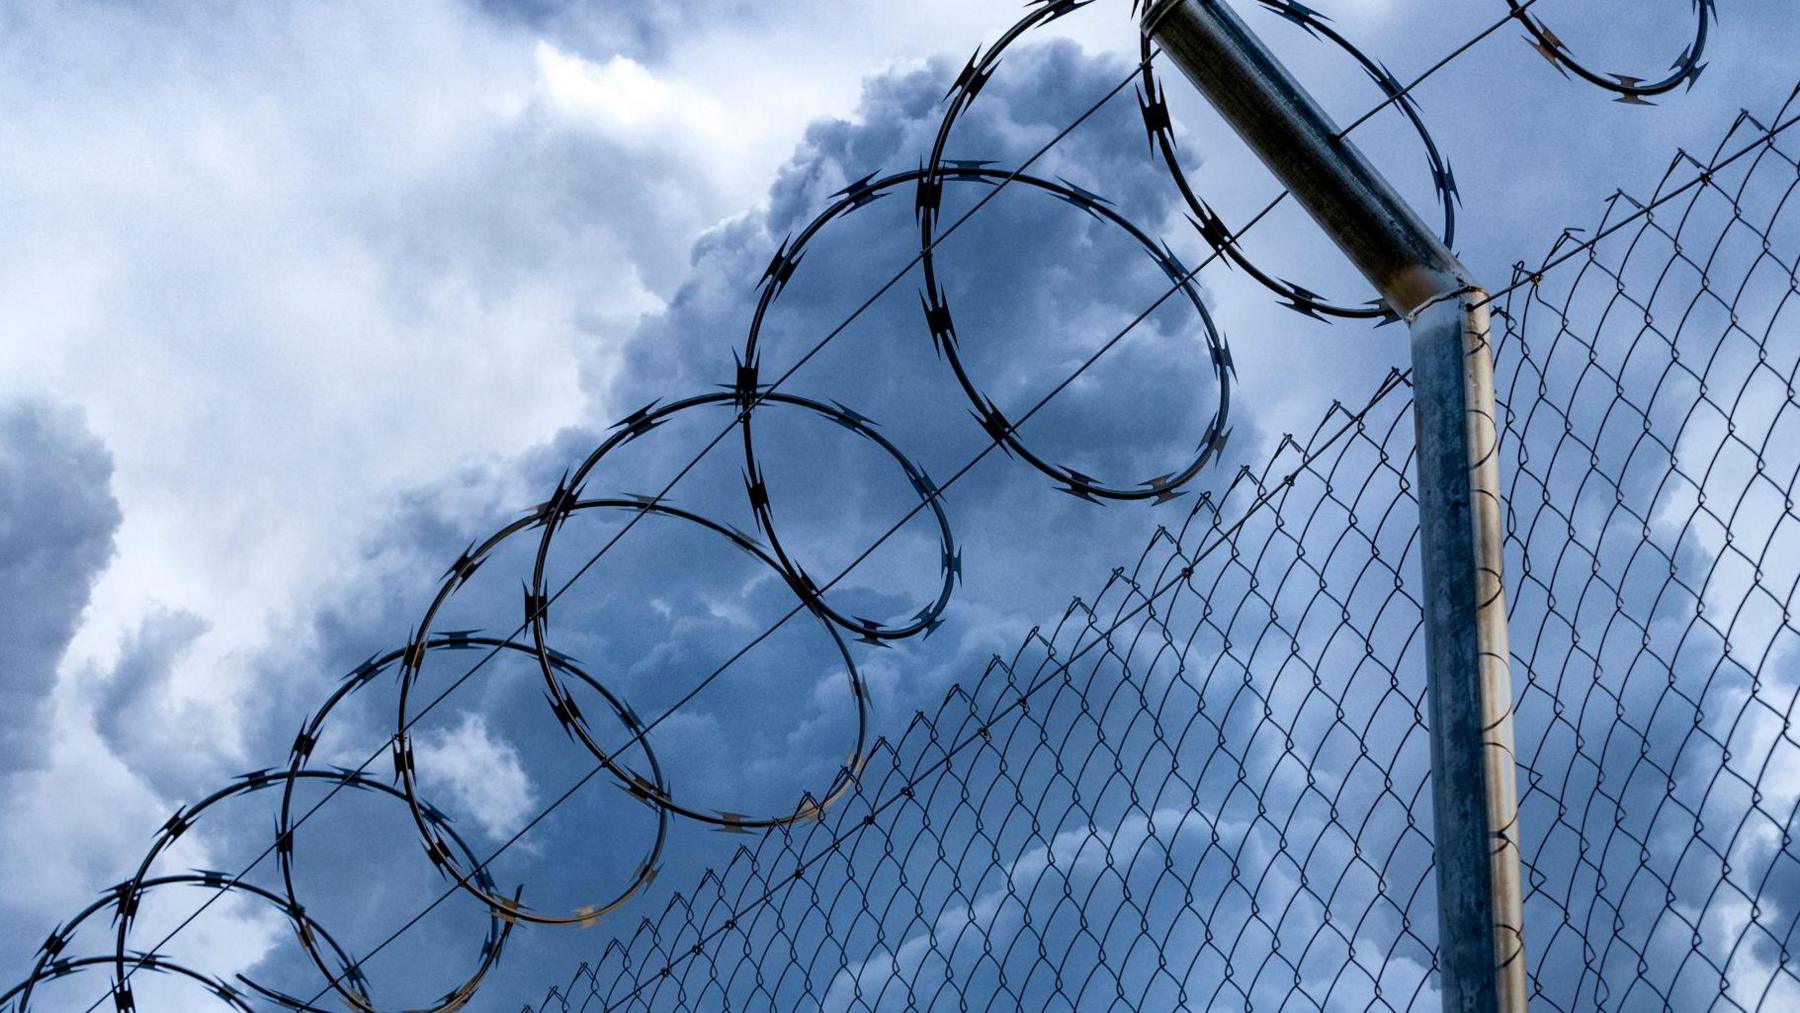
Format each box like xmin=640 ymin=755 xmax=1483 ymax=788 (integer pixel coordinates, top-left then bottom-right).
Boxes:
xmin=90 ymin=608 xmax=211 ymax=799
xmin=0 ymin=399 xmax=120 ymax=772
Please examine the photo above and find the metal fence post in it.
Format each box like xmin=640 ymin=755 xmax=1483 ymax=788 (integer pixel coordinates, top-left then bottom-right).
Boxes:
xmin=1140 ymin=2 xmax=1527 ymax=1010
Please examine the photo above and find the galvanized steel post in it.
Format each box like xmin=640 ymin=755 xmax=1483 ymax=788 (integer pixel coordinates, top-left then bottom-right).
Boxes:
xmin=1140 ymin=2 xmax=1526 ymax=1010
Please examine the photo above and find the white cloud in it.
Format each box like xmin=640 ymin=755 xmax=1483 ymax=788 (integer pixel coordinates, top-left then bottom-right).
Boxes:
xmin=0 ymin=717 xmax=281 ymax=981
xmin=0 ymin=0 xmax=685 ymax=816
xmin=537 ymin=44 xmax=719 ymax=139
xmin=413 ymin=711 xmax=539 ymax=843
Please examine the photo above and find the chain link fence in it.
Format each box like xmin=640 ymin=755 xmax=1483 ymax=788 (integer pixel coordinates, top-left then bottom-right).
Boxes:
xmin=526 ymin=86 xmax=1800 ymax=1013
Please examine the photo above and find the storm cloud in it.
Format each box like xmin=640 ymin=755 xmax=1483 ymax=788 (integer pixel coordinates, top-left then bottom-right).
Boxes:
xmin=0 ymin=399 xmax=119 ymax=772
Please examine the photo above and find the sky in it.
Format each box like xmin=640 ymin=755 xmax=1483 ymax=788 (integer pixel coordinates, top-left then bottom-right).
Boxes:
xmin=2 ymin=0 xmax=1798 ymax=1010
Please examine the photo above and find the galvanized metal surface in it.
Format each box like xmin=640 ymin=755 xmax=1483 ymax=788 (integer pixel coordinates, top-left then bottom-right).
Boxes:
xmin=1142 ymin=2 xmax=1526 ymax=1010
xmin=1408 ymin=294 xmax=1528 ymax=1013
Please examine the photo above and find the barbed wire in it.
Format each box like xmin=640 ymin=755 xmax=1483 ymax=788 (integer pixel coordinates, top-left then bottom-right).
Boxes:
xmin=4 ymin=0 xmax=1752 ymax=1010
xmin=1507 ymin=0 xmax=1713 ymax=103
xmin=1135 ymin=0 xmax=1462 ymax=322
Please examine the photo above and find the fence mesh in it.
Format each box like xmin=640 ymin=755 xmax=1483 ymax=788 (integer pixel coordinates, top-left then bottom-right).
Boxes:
xmin=526 ymin=86 xmax=1800 ymax=1012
